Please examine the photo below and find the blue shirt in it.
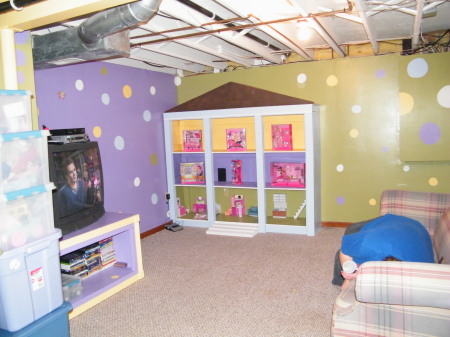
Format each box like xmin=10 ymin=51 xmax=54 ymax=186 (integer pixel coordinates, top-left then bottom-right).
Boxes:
xmin=341 ymin=214 xmax=434 ymax=265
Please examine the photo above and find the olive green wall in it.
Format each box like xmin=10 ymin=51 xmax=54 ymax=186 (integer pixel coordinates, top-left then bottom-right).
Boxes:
xmin=175 ymin=53 xmax=450 ymax=223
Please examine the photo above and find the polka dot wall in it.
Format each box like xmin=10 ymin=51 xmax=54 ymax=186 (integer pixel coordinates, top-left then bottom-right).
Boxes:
xmin=176 ymin=52 xmax=450 ymax=223
xmin=34 ymin=62 xmax=178 ymax=232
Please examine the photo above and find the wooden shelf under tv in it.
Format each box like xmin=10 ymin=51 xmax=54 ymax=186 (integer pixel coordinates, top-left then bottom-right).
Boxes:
xmin=59 ymin=212 xmax=144 ymax=319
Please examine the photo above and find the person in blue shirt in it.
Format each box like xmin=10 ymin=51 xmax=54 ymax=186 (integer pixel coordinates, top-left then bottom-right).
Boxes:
xmin=334 ymin=214 xmax=434 ymax=288
xmin=58 ymin=158 xmax=89 ymax=217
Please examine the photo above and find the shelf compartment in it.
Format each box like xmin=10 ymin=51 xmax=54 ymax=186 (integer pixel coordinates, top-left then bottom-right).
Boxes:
xmin=59 ymin=212 xmax=143 ymax=319
xmin=212 ymin=117 xmax=255 ymax=152
xmin=171 ymin=119 xmax=203 ymax=152
xmin=265 ymin=189 xmax=306 ymax=222
xmin=213 ymin=152 xmax=257 ymax=185
xmin=263 ymin=114 xmax=305 ymax=151
xmin=175 ymin=185 xmax=208 ymax=221
xmin=214 ymin=187 xmax=258 ymax=221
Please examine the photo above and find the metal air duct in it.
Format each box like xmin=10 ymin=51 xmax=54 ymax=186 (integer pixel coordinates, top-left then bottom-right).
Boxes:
xmin=32 ymin=0 xmax=162 ymax=69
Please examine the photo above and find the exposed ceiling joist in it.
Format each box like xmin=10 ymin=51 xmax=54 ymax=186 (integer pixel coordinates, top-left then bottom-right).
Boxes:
xmin=3 ymin=0 xmax=447 ymax=75
xmin=354 ymin=0 xmax=379 ymax=54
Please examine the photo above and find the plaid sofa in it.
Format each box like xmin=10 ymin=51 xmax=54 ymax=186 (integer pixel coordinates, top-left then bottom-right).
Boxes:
xmin=331 ymin=190 xmax=450 ymax=337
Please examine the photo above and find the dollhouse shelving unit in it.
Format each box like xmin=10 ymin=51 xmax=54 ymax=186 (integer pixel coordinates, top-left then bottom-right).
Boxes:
xmin=164 ymin=83 xmax=321 ymax=237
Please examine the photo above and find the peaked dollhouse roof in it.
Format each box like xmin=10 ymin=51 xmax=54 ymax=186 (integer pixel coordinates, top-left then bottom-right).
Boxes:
xmin=165 ymin=82 xmax=313 ymax=112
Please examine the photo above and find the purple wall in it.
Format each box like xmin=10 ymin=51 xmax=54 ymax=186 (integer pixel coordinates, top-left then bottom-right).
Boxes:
xmin=35 ymin=62 xmax=177 ymax=233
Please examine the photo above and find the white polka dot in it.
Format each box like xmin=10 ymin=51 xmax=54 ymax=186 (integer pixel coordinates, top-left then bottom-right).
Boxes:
xmin=151 ymin=193 xmax=158 ymax=205
xmin=75 ymin=79 xmax=84 ymax=91
xmin=174 ymin=77 xmax=182 ymax=86
xmin=297 ymin=73 xmax=307 ymax=84
xmin=336 ymin=164 xmax=344 ymax=172
xmin=150 ymin=86 xmax=156 ymax=95
xmin=403 ymin=165 xmax=410 ymax=172
xmin=143 ymin=110 xmax=152 ymax=122
xmin=101 ymin=93 xmax=110 ymax=105
xmin=437 ymin=85 xmax=450 ymax=108
xmin=114 ymin=136 xmax=125 ymax=150
xmin=134 ymin=177 xmax=141 ymax=187
xmin=407 ymin=58 xmax=428 ymax=78
xmin=351 ymin=105 xmax=362 ymax=114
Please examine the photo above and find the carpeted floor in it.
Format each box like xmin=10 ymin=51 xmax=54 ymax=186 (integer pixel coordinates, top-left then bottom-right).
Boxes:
xmin=69 ymin=226 xmax=345 ymax=337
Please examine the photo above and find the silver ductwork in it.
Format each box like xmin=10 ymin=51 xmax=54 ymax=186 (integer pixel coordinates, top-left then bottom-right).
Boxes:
xmin=32 ymin=0 xmax=162 ymax=70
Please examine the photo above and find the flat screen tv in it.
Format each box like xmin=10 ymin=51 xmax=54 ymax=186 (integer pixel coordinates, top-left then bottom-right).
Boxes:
xmin=48 ymin=141 xmax=105 ymax=236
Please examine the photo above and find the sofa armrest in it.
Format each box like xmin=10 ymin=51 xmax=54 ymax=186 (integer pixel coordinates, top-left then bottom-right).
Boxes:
xmin=355 ymin=261 xmax=450 ymax=310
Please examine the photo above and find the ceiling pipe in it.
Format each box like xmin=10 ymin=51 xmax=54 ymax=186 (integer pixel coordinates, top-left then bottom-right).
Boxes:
xmin=0 ymin=0 xmax=45 ymax=14
xmin=175 ymin=0 xmax=282 ymax=53
xmin=78 ymin=0 xmax=162 ymax=46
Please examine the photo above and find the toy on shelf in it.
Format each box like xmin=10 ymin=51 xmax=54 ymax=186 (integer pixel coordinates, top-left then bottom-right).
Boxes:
xmin=294 ymin=200 xmax=307 ymax=219
xmin=271 ymin=124 xmax=293 ymax=151
xmin=270 ymin=162 xmax=305 ymax=187
xmin=247 ymin=206 xmax=258 ymax=217
xmin=226 ymin=128 xmax=246 ymax=151
xmin=183 ymin=130 xmax=202 ymax=152
xmin=226 ymin=194 xmax=245 ymax=217
xmin=180 ymin=162 xmax=204 ymax=184
xmin=176 ymin=197 xmax=187 ymax=217
xmin=231 ymin=159 xmax=242 ymax=185
xmin=192 ymin=196 xmax=207 ymax=214
xmin=272 ymin=193 xmax=287 ymax=218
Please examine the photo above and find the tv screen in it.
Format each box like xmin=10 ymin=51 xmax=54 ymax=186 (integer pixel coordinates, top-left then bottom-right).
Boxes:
xmin=48 ymin=141 xmax=105 ymax=236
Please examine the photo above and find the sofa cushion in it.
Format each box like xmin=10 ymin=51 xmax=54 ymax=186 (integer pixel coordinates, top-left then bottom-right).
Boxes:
xmin=380 ymin=190 xmax=450 ymax=237
xmin=433 ymin=208 xmax=450 ymax=264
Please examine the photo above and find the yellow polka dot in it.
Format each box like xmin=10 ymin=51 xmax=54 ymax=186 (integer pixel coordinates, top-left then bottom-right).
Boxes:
xmin=150 ymin=153 xmax=158 ymax=166
xmin=326 ymin=75 xmax=338 ymax=86
xmin=429 ymin=177 xmax=438 ymax=186
xmin=369 ymin=198 xmax=377 ymax=206
xmin=349 ymin=129 xmax=359 ymax=138
xmin=101 ymin=67 xmax=108 ymax=75
xmin=399 ymin=92 xmax=414 ymax=116
xmin=123 ymin=85 xmax=132 ymax=98
xmin=93 ymin=126 xmax=102 ymax=138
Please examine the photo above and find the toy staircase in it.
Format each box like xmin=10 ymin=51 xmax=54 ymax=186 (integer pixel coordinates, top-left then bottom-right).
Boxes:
xmin=294 ymin=200 xmax=307 ymax=219
xmin=206 ymin=222 xmax=258 ymax=237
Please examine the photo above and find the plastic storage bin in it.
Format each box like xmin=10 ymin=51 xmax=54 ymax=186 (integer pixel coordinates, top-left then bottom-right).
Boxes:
xmin=0 ymin=229 xmax=63 ymax=332
xmin=0 ymin=183 xmax=56 ymax=252
xmin=0 ymin=130 xmax=50 ymax=194
xmin=61 ymin=274 xmax=83 ymax=301
xmin=0 ymin=302 xmax=71 ymax=337
xmin=0 ymin=90 xmax=32 ymax=133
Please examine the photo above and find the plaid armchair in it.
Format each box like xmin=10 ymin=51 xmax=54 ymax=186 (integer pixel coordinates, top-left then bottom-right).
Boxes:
xmin=331 ymin=190 xmax=450 ymax=337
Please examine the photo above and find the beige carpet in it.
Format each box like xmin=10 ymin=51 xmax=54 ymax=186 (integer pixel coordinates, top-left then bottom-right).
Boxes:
xmin=69 ymin=226 xmax=345 ymax=337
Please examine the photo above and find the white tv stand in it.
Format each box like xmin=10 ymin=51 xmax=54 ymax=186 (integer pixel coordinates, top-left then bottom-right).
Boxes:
xmin=59 ymin=212 xmax=144 ymax=319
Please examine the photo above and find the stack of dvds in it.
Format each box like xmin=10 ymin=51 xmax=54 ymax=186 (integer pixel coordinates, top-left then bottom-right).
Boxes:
xmin=77 ymin=243 xmax=102 ymax=277
xmin=60 ymin=252 xmax=88 ymax=278
xmin=99 ymin=237 xmax=116 ymax=269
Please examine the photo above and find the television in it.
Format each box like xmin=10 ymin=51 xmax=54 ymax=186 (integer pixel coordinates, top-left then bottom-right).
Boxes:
xmin=48 ymin=141 xmax=105 ymax=236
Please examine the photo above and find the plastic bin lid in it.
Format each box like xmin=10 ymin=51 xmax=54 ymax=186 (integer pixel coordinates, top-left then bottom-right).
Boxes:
xmin=0 ymin=183 xmax=55 ymax=202
xmin=0 ymin=130 xmax=50 ymax=142
xmin=0 ymin=90 xmax=32 ymax=96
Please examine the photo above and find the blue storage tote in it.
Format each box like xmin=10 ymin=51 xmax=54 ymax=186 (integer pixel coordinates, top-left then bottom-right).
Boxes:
xmin=0 ymin=302 xmax=71 ymax=337
xmin=0 ymin=229 xmax=63 ymax=332
xmin=0 ymin=130 xmax=50 ymax=194
xmin=0 ymin=91 xmax=32 ymax=134
xmin=0 ymin=183 xmax=56 ymax=252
